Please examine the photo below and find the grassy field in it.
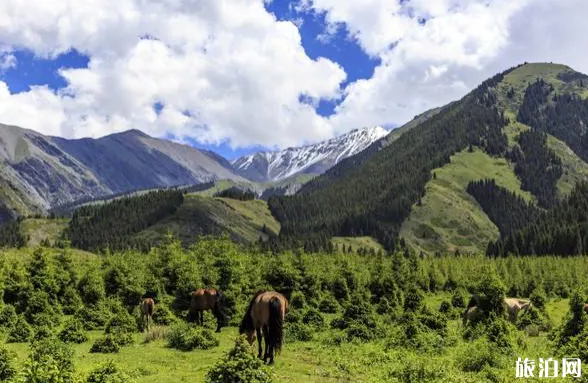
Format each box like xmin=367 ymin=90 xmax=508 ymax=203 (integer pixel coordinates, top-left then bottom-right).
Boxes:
xmin=331 ymin=236 xmax=384 ymax=252
xmin=1 ymin=298 xmax=570 ymax=383
xmin=21 ymin=217 xmax=69 ymax=246
xmin=135 ymin=194 xmax=280 ymax=244
xmin=547 ymin=135 xmax=588 ymax=197
xmin=400 ymin=149 xmax=533 ymax=254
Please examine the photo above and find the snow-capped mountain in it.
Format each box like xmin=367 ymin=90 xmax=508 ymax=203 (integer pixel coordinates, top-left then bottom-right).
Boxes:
xmin=232 ymin=126 xmax=389 ymax=182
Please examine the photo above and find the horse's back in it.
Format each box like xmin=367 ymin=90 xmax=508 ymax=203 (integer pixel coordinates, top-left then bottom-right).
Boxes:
xmin=250 ymin=291 xmax=288 ymax=326
xmin=191 ymin=288 xmax=218 ymax=311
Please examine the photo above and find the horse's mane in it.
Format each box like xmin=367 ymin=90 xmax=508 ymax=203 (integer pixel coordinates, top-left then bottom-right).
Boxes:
xmin=239 ymin=290 xmax=266 ymax=334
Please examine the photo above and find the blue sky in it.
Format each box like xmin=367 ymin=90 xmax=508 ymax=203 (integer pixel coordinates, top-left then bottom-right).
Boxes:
xmin=1 ymin=0 xmax=586 ymax=160
xmin=0 ymin=2 xmax=377 ymax=160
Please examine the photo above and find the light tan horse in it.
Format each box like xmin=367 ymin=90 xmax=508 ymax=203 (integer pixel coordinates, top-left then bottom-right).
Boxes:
xmin=463 ymin=296 xmax=531 ymax=325
xmin=462 ymin=306 xmax=484 ymax=326
xmin=239 ymin=291 xmax=289 ymax=365
xmin=503 ymin=298 xmax=532 ymax=323
xmin=140 ymin=298 xmax=155 ymax=331
xmin=188 ymin=288 xmax=226 ymax=332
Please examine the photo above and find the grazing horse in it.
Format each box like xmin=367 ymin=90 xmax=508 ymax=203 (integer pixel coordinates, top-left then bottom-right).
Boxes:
xmin=140 ymin=298 xmax=155 ymax=331
xmin=463 ymin=295 xmax=531 ymax=325
xmin=503 ymin=298 xmax=532 ymax=323
xmin=239 ymin=291 xmax=289 ymax=365
xmin=188 ymin=288 xmax=226 ymax=333
xmin=462 ymin=306 xmax=484 ymax=326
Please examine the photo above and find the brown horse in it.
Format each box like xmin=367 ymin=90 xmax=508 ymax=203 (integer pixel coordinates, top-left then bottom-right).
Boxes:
xmin=239 ymin=291 xmax=289 ymax=365
xmin=188 ymin=288 xmax=226 ymax=332
xmin=140 ymin=298 xmax=155 ymax=331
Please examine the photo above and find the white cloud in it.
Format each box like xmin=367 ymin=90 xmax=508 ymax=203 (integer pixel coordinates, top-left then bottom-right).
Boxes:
xmin=0 ymin=0 xmax=587 ymax=149
xmin=0 ymin=52 xmax=16 ymax=71
xmin=0 ymin=0 xmax=345 ymax=148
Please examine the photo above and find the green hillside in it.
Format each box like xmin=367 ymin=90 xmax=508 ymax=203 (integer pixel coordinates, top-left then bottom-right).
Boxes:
xmin=331 ymin=236 xmax=384 ymax=252
xmin=135 ymin=194 xmax=280 ymax=245
xmin=400 ymin=149 xmax=532 ymax=254
xmin=21 ymin=218 xmax=69 ymax=247
xmin=268 ymin=63 xmax=588 ymax=255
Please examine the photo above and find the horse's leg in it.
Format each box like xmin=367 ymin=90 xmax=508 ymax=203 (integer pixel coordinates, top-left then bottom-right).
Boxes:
xmin=262 ymin=325 xmax=270 ymax=364
xmin=256 ymin=328 xmax=263 ymax=359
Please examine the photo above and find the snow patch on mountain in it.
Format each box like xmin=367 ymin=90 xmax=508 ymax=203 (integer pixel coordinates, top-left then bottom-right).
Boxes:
xmin=232 ymin=126 xmax=389 ymax=182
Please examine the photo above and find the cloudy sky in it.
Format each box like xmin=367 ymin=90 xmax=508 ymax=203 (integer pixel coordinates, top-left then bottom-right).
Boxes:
xmin=0 ymin=0 xmax=586 ymax=158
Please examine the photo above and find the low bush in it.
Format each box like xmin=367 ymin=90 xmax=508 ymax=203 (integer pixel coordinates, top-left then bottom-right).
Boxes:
xmin=457 ymin=338 xmax=505 ymax=373
xmin=290 ymin=291 xmax=306 ymax=310
xmin=285 ymin=309 xmax=302 ymax=324
xmin=0 ymin=304 xmax=17 ymax=329
xmin=302 ymin=308 xmax=325 ymax=330
xmin=285 ymin=322 xmax=313 ymax=342
xmin=7 ymin=316 xmax=32 ymax=343
xmin=205 ymin=336 xmax=274 ymax=383
xmin=105 ymin=311 xmax=137 ymax=346
xmin=23 ymin=339 xmax=75 ymax=382
xmin=76 ymin=303 xmax=113 ymax=330
xmin=167 ymin=323 xmax=219 ymax=351
xmin=151 ymin=304 xmax=177 ymax=326
xmin=318 ymin=295 xmax=339 ymax=314
xmin=87 ymin=361 xmax=134 ymax=383
xmin=0 ymin=346 xmax=17 ymax=381
xmin=59 ymin=318 xmax=89 ymax=344
xmin=32 ymin=325 xmax=54 ymax=341
xmin=90 ymin=335 xmax=121 ymax=354
xmin=439 ymin=300 xmax=452 ymax=314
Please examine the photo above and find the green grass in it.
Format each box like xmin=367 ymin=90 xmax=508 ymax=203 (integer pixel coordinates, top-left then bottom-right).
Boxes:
xmin=2 ymin=297 xmax=572 ymax=383
xmin=331 ymin=236 xmax=384 ymax=252
xmin=21 ymin=218 xmax=69 ymax=246
xmin=135 ymin=194 xmax=280 ymax=244
xmin=546 ymin=135 xmax=588 ymax=197
xmin=400 ymin=149 xmax=533 ymax=255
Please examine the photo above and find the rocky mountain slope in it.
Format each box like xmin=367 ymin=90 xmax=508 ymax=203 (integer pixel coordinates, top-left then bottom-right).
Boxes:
xmin=0 ymin=125 xmax=244 ymax=221
xmin=231 ymin=126 xmax=388 ymax=182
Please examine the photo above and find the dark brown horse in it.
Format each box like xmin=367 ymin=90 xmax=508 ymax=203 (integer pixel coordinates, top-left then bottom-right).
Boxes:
xmin=140 ymin=298 xmax=155 ymax=331
xmin=188 ymin=288 xmax=226 ymax=332
xmin=239 ymin=290 xmax=288 ymax=365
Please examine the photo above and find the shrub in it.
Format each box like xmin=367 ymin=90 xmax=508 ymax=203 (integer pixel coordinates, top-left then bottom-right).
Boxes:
xmin=32 ymin=325 xmax=54 ymax=341
xmin=24 ymin=290 xmax=61 ymax=327
xmin=76 ymin=303 xmax=113 ymax=330
xmin=331 ymin=278 xmax=349 ymax=302
xmin=0 ymin=304 xmax=17 ymax=329
xmin=205 ymin=336 xmax=274 ymax=383
xmin=285 ymin=322 xmax=313 ymax=342
xmin=524 ymin=324 xmax=540 ymax=337
xmin=285 ymin=309 xmax=302 ymax=324
xmin=530 ymin=288 xmax=547 ymax=310
xmin=61 ymin=285 xmax=83 ymax=315
xmin=23 ymin=339 xmax=75 ymax=382
xmin=439 ymin=300 xmax=452 ymax=314
xmin=59 ymin=318 xmax=89 ymax=344
xmin=105 ymin=311 xmax=137 ymax=346
xmin=90 ymin=335 xmax=121 ymax=354
xmin=403 ymin=286 xmax=424 ymax=312
xmin=7 ymin=316 xmax=32 ymax=343
xmin=318 ymin=295 xmax=339 ymax=314
xmin=451 ymin=290 xmax=466 ymax=308
xmin=0 ymin=346 xmax=17 ymax=381
xmin=151 ymin=304 xmax=177 ymax=326
xmin=457 ymin=338 xmax=504 ymax=373
xmin=167 ymin=323 xmax=219 ymax=351
xmin=302 ymin=308 xmax=325 ymax=330
xmin=290 ymin=291 xmax=306 ymax=310
xmin=78 ymin=268 xmax=105 ymax=304
xmin=87 ymin=361 xmax=134 ymax=383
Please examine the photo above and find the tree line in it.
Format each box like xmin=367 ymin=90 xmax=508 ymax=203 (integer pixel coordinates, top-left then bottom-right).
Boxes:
xmin=63 ymin=189 xmax=184 ymax=252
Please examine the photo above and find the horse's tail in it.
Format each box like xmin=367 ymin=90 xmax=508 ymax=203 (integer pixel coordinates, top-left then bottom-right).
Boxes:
xmin=239 ymin=291 xmax=264 ymax=334
xmin=214 ymin=290 xmax=227 ymax=325
xmin=268 ymin=296 xmax=284 ymax=354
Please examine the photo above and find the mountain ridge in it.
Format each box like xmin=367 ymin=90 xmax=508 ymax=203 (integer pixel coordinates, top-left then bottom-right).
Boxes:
xmin=231 ymin=126 xmax=389 ymax=182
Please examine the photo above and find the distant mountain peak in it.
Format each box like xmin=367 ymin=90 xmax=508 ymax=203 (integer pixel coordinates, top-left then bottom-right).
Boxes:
xmin=232 ymin=126 xmax=389 ymax=182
